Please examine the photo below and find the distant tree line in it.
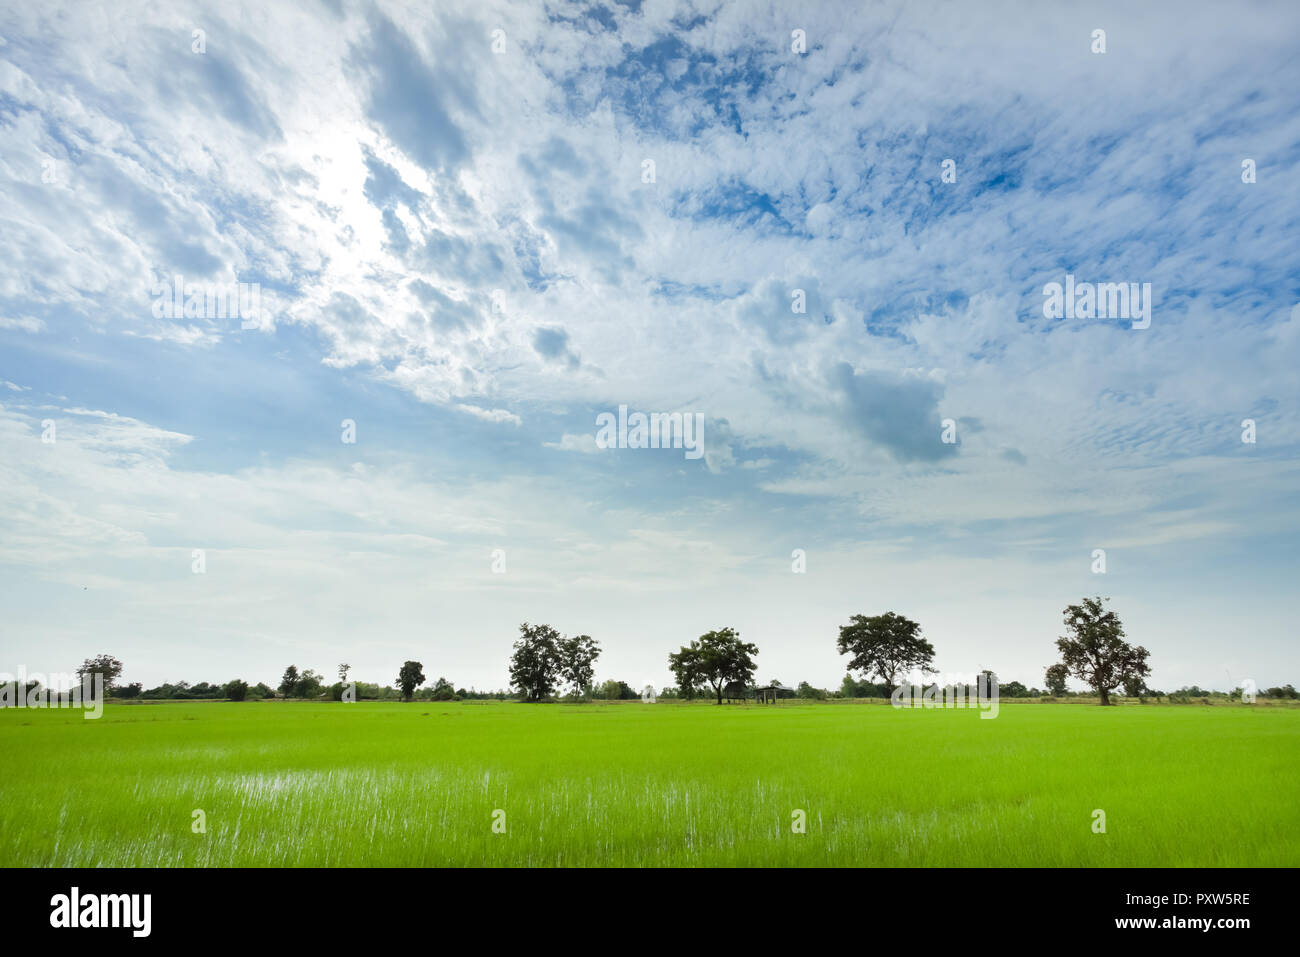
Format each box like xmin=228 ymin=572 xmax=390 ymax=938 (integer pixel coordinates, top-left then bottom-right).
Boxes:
xmin=28 ymin=600 xmax=1295 ymax=708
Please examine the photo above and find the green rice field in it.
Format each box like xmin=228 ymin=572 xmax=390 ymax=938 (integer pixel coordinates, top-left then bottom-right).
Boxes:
xmin=3 ymin=699 xmax=1297 ymax=867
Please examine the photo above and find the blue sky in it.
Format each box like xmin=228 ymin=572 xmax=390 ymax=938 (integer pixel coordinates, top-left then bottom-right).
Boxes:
xmin=0 ymin=0 xmax=1297 ymax=693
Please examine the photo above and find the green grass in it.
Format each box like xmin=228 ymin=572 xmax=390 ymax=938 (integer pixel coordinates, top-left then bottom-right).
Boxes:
xmin=2 ymin=699 xmax=1296 ymax=866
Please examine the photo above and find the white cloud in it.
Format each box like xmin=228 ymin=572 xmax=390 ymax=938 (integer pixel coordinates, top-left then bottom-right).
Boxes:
xmin=545 ymin=433 xmax=601 ymax=453
xmin=454 ymin=404 xmax=521 ymax=426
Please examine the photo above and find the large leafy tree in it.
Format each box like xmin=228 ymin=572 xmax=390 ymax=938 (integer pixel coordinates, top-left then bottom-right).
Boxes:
xmin=836 ymin=612 xmax=935 ymax=693
xmin=558 ymin=634 xmax=601 ymax=697
xmin=278 ymin=665 xmax=300 ymax=698
xmin=76 ymin=654 xmax=123 ymax=697
xmin=668 ymin=627 xmax=758 ymax=705
xmin=1054 ymin=596 xmax=1150 ymax=706
xmin=396 ymin=661 xmax=426 ymax=701
xmin=509 ymin=623 xmax=562 ymax=702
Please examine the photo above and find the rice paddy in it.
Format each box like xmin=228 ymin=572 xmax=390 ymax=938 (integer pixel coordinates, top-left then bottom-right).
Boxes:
xmin=3 ymin=699 xmax=1296 ymax=867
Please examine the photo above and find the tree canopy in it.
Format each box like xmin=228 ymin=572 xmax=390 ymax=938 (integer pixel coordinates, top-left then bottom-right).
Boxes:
xmin=1044 ymin=663 xmax=1069 ymax=696
xmin=1054 ymin=596 xmax=1150 ymax=706
xmin=506 ymin=623 xmax=600 ymax=702
xmin=558 ymin=634 xmax=601 ymax=696
xmin=668 ymin=627 xmax=758 ymax=704
xmin=76 ymin=654 xmax=123 ymax=696
xmin=396 ymin=660 xmax=426 ymax=701
xmin=836 ymin=612 xmax=935 ymax=693
xmin=509 ymin=622 xmax=563 ymax=702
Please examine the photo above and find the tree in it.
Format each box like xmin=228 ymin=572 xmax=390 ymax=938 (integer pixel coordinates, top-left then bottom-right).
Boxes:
xmin=669 ymin=650 xmax=704 ymax=700
xmin=836 ymin=613 xmax=936 ymax=694
xmin=224 ymin=679 xmax=248 ymax=702
xmin=558 ymin=634 xmax=601 ymax=697
xmin=295 ymin=669 xmax=325 ymax=698
xmin=338 ymin=663 xmax=351 ymax=683
xmin=1122 ymin=674 xmax=1147 ymax=701
xmin=595 ymin=679 xmax=638 ymax=700
xmin=1044 ymin=663 xmax=1069 ymax=697
xmin=396 ymin=661 xmax=426 ymax=701
xmin=430 ymin=676 xmax=456 ymax=701
xmin=76 ymin=654 xmax=123 ymax=697
xmin=797 ymin=681 xmax=826 ymax=700
xmin=668 ymin=627 xmax=759 ymax=705
xmin=1053 ymin=596 xmax=1150 ymax=706
xmin=279 ymin=665 xmax=300 ymax=698
xmin=509 ymin=623 xmax=562 ymax=702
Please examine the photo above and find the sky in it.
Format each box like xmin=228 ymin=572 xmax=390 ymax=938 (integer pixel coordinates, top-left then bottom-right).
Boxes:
xmin=0 ymin=0 xmax=1297 ymax=694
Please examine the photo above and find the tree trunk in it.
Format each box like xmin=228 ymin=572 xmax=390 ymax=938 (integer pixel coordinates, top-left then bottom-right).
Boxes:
xmin=1099 ymin=687 xmax=1110 ymax=706
xmin=715 ymin=683 xmax=723 ymax=705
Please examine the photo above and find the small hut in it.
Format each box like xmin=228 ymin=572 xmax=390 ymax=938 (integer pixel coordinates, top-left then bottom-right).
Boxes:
xmin=754 ymin=683 xmax=796 ymax=704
